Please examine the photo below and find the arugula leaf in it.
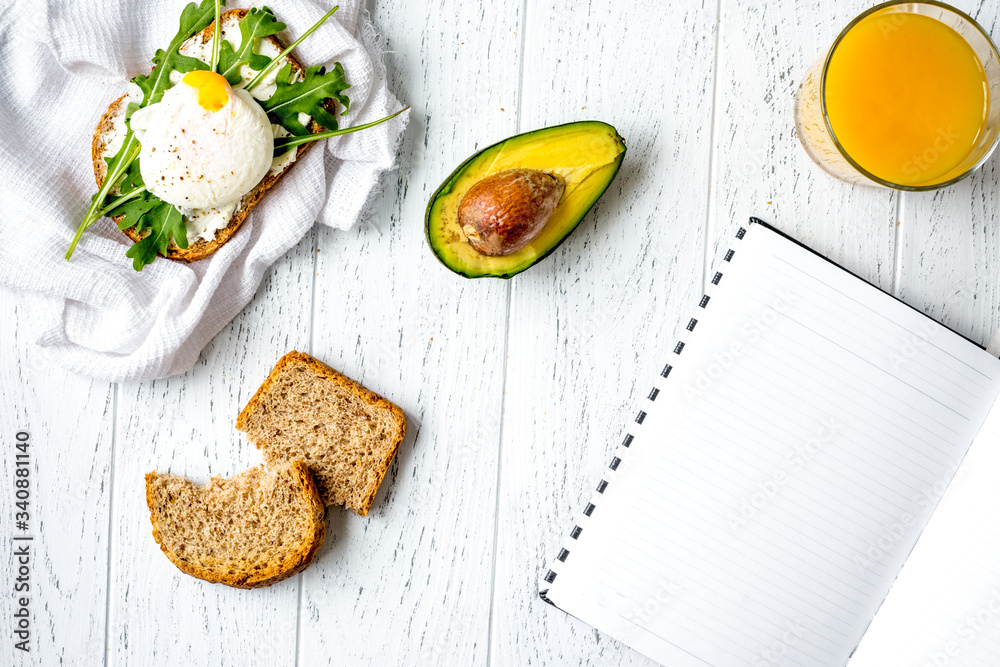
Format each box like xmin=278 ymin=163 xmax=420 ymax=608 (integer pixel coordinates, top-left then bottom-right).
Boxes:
xmin=125 ymin=202 xmax=188 ymax=271
xmin=132 ymin=0 xmax=223 ymax=105
xmin=65 ymin=133 xmax=142 ymax=256
xmin=100 ymin=143 xmax=137 ymax=195
xmin=105 ymin=156 xmax=144 ymax=193
xmin=244 ymin=5 xmax=338 ymax=92
xmin=133 ymin=49 xmax=208 ymax=104
xmin=217 ymin=7 xmax=286 ymax=85
xmin=98 ymin=154 xmax=144 ymax=212
xmin=273 ymin=106 xmax=409 ymax=156
xmin=100 ymin=160 xmax=188 ymax=270
xmin=260 ymin=63 xmax=351 ymax=136
xmin=92 ymin=158 xmax=186 ymax=270
xmin=106 ymin=162 xmax=156 ymax=230
xmin=210 ymin=0 xmax=222 ymax=71
xmin=117 ymin=194 xmax=160 ymax=232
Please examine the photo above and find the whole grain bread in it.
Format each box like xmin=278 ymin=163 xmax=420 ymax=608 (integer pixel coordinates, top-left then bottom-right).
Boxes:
xmin=145 ymin=460 xmax=325 ymax=588
xmin=91 ymin=8 xmax=329 ymax=262
xmin=236 ymin=351 xmax=407 ymax=515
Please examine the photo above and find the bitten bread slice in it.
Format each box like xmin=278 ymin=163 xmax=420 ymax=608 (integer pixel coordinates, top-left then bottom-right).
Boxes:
xmin=91 ymin=8 xmax=330 ymax=262
xmin=236 ymin=351 xmax=407 ymax=515
xmin=145 ymin=460 xmax=325 ymax=588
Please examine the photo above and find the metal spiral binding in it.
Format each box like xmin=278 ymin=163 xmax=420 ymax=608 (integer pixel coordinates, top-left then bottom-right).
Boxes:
xmin=540 ymin=224 xmax=749 ymax=597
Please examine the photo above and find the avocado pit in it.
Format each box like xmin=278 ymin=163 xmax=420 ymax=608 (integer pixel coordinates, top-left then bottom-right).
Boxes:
xmin=458 ymin=168 xmax=565 ymax=256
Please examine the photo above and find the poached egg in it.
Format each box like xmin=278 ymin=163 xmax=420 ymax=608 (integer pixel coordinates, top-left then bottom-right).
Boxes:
xmin=129 ymin=71 xmax=274 ymax=210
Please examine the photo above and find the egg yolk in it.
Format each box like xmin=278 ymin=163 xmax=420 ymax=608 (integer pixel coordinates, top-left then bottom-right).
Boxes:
xmin=182 ymin=71 xmax=230 ymax=112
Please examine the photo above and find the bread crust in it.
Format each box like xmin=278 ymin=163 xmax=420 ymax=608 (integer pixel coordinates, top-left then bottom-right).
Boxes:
xmin=92 ymin=8 xmax=329 ymax=263
xmin=145 ymin=461 xmax=326 ymax=589
xmin=236 ymin=351 xmax=408 ymax=515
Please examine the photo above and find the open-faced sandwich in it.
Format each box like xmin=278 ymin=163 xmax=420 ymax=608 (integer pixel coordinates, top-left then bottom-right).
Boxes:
xmin=66 ymin=1 xmax=405 ymax=271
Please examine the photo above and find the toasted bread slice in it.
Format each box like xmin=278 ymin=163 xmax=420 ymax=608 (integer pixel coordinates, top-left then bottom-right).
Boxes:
xmin=145 ymin=460 xmax=325 ymax=588
xmin=236 ymin=352 xmax=407 ymax=515
xmin=91 ymin=8 xmax=329 ymax=262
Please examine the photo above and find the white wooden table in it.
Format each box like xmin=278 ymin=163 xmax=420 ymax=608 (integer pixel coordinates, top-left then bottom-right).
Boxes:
xmin=5 ymin=0 xmax=1000 ymax=665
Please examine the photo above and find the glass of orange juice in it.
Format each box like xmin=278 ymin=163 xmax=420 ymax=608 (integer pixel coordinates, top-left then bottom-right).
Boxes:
xmin=796 ymin=1 xmax=1000 ymax=190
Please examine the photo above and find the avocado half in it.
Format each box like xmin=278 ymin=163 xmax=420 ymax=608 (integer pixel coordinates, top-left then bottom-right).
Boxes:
xmin=425 ymin=121 xmax=627 ymax=278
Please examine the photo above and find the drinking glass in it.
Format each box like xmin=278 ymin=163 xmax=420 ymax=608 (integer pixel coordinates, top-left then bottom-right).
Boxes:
xmin=795 ymin=1 xmax=1000 ymax=190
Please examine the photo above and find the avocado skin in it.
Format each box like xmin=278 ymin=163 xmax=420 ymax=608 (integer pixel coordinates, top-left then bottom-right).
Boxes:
xmin=425 ymin=121 xmax=627 ymax=279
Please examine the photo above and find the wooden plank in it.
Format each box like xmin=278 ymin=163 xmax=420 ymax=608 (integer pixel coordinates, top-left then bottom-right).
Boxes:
xmin=296 ymin=1 xmax=522 ymax=665
xmin=897 ymin=175 xmax=1000 ymax=345
xmin=492 ymin=1 xmax=719 ymax=664
xmin=106 ymin=231 xmax=316 ymax=666
xmin=0 ymin=292 xmax=114 ymax=666
xmin=896 ymin=1 xmax=1000 ymax=345
xmin=710 ymin=0 xmax=897 ymax=290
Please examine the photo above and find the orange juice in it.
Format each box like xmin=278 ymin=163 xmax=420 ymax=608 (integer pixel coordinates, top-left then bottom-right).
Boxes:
xmin=823 ymin=11 xmax=988 ymax=186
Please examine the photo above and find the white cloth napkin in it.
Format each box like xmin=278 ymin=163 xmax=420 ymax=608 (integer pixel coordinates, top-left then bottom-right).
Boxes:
xmin=0 ymin=0 xmax=408 ymax=381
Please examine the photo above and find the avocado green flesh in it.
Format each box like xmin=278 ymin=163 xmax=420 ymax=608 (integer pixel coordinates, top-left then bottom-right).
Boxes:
xmin=425 ymin=121 xmax=627 ymax=278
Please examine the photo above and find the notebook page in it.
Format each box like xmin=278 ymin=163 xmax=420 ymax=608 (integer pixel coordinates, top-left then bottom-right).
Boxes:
xmin=541 ymin=223 xmax=1000 ymax=667
xmin=849 ymin=396 xmax=1000 ymax=666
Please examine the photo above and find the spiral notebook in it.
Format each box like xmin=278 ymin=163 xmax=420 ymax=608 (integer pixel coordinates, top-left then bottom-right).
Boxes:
xmin=540 ymin=218 xmax=1000 ymax=666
